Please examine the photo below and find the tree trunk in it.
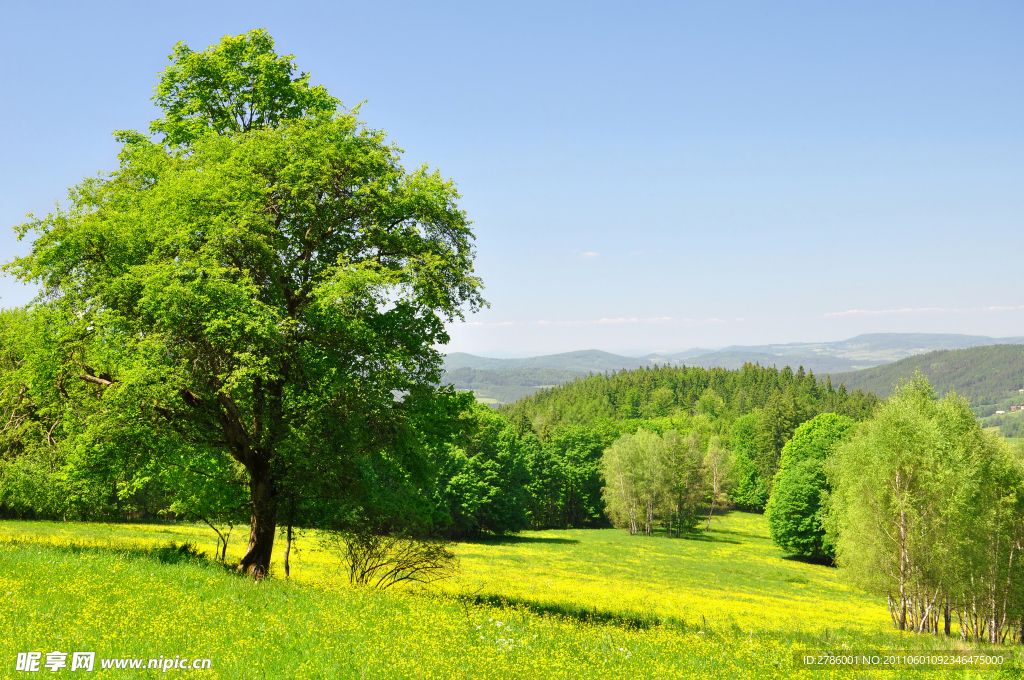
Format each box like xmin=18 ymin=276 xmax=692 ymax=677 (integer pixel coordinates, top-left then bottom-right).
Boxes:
xmin=238 ymin=458 xmax=276 ymax=579
xmin=944 ymin=597 xmax=951 ymax=637
xmin=898 ymin=507 xmax=908 ymax=631
xmin=284 ymin=522 xmax=292 ymax=579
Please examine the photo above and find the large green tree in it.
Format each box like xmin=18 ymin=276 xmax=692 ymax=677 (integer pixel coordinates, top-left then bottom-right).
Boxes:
xmin=765 ymin=412 xmax=854 ymax=558
xmin=4 ymin=30 xmax=483 ymax=577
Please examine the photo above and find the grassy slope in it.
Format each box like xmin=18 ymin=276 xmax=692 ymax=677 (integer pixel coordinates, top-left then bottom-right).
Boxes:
xmin=1 ymin=514 xmax=1015 ymax=678
xmin=442 ymin=513 xmax=886 ymax=633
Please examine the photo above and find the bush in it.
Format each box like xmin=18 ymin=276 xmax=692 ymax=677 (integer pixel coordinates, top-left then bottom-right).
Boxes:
xmin=336 ymin=532 xmax=458 ymax=590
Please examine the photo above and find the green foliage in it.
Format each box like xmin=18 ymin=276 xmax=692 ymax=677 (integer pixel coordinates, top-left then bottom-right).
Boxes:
xmin=753 ymin=390 xmax=797 ymax=482
xmin=432 ymin=404 xmax=530 ymax=538
xmin=601 ymin=428 xmax=704 ymax=536
xmin=500 ymin=362 xmax=876 ymax=519
xmin=827 ymin=374 xmax=1024 ymax=639
xmin=502 ymin=362 xmax=877 ymax=438
xmin=766 ymin=458 xmax=829 ymax=556
xmin=531 ymin=426 xmax=607 ymax=528
xmin=1 ymin=31 xmax=483 ymax=575
xmin=765 ymin=413 xmax=854 ymax=558
xmin=776 ymin=412 xmax=856 ymax=470
xmin=150 ymin=29 xmax=339 ymax=147
xmin=727 ymin=413 xmax=767 ymax=510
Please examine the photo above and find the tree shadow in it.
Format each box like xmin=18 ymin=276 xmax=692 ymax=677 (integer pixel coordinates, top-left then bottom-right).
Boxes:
xmin=452 ymin=592 xmax=676 ymax=630
xmin=672 ymin=532 xmax=742 ymax=545
xmin=2 ymin=537 xmax=239 ymax=573
xmin=461 ymin=535 xmax=580 ymax=546
xmin=781 ymin=553 xmax=836 ymax=568
xmin=646 ymin=527 xmax=742 ymax=544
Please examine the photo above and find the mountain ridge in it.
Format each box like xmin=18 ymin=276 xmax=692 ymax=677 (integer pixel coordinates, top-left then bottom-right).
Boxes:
xmin=444 ymin=333 xmax=1024 ymax=405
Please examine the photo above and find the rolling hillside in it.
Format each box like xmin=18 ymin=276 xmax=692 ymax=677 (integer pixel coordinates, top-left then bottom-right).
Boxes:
xmin=830 ymin=344 xmax=1024 ymax=415
xmin=443 ymin=350 xmax=650 ymax=373
xmin=441 ymin=367 xmax=588 ymax=404
xmin=648 ymin=333 xmax=1024 ymax=372
xmin=445 ymin=334 xmax=1024 ymax=405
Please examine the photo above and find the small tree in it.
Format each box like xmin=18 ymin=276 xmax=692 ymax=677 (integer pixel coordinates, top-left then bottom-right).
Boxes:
xmin=663 ymin=429 xmax=704 ymax=536
xmin=826 ymin=375 xmax=1020 ymax=637
xmin=703 ymin=436 xmax=731 ymax=531
xmin=601 ymin=429 xmax=669 ymax=535
xmin=335 ymin=531 xmax=458 ymax=590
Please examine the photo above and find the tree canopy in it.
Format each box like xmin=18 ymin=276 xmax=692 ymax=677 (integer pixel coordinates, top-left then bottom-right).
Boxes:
xmin=2 ymin=30 xmax=483 ymax=577
xmin=765 ymin=412 xmax=854 ymax=558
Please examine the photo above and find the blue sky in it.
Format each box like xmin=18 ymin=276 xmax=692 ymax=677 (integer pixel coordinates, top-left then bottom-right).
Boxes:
xmin=2 ymin=1 xmax=1022 ymax=356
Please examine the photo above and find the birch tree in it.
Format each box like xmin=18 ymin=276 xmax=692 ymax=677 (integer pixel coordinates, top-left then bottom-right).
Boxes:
xmin=703 ymin=436 xmax=730 ymax=531
xmin=827 ymin=375 xmax=1024 ymax=640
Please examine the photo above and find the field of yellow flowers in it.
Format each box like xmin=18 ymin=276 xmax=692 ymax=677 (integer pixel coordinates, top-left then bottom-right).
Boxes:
xmin=1 ymin=512 xmax=1017 ymax=678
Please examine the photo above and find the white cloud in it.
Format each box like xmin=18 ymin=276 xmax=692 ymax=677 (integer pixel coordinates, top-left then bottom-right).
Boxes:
xmin=580 ymin=251 xmax=600 ymax=258
xmin=456 ymin=316 xmax=726 ymax=328
xmin=824 ymin=305 xmax=1024 ymax=317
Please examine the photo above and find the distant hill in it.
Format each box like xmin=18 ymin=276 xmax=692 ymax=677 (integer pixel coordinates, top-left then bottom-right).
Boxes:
xmin=445 ymin=334 xmax=1024 ymax=406
xmin=441 ymin=367 xmax=587 ymax=404
xmin=655 ymin=351 xmax=863 ymax=374
xmin=443 ymin=350 xmax=649 ymax=373
xmin=830 ymin=344 xmax=1024 ymax=416
xmin=645 ymin=333 xmax=1024 ymax=373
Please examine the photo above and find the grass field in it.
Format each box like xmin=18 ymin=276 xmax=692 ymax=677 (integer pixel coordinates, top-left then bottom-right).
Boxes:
xmin=1 ymin=512 xmax=1017 ymax=678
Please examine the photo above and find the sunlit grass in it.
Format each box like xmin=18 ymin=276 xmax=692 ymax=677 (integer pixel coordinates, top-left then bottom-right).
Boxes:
xmin=0 ymin=513 xmax=1017 ymax=678
xmin=440 ymin=512 xmax=888 ymax=634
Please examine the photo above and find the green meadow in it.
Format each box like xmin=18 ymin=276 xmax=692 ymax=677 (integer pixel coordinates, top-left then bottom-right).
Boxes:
xmin=2 ymin=512 xmax=1016 ymax=678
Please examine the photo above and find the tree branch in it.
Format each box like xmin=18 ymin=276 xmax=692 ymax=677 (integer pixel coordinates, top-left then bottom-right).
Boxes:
xmin=78 ymin=373 xmax=115 ymax=387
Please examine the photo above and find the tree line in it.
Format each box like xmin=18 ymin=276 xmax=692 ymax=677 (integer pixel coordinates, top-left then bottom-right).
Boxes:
xmin=0 ymin=304 xmax=878 ymax=541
